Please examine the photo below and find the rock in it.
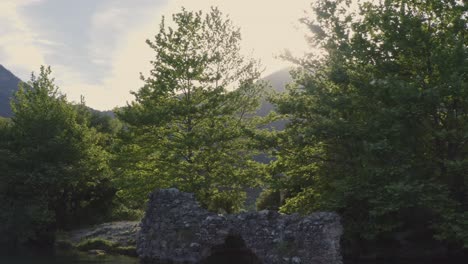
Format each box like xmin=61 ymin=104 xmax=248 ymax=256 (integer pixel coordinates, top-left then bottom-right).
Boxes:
xmin=88 ymin=249 xmax=106 ymax=255
xmin=137 ymin=189 xmax=343 ymax=264
xmin=292 ymin=256 xmax=301 ymax=263
xmin=69 ymin=221 xmax=140 ymax=247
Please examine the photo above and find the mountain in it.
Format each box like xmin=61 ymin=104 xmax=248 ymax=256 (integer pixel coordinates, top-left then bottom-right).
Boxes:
xmin=0 ymin=65 xmax=116 ymax=118
xmin=0 ymin=65 xmax=293 ymax=119
xmin=0 ymin=65 xmax=22 ymax=117
xmin=257 ymin=68 xmax=292 ymax=130
xmin=262 ymin=67 xmax=292 ymax=94
xmin=258 ymin=68 xmax=292 ymax=117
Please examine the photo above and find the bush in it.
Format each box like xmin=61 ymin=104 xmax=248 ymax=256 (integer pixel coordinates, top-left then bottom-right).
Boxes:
xmin=109 ymin=204 xmax=144 ymax=221
xmin=205 ymin=190 xmax=247 ymax=214
xmin=256 ymin=189 xmax=281 ymax=211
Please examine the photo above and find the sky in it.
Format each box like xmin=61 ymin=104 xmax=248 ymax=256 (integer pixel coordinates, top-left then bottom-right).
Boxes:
xmin=0 ymin=0 xmax=311 ymax=110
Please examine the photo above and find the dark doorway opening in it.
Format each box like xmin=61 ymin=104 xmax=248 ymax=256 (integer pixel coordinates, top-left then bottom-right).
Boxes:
xmin=200 ymin=235 xmax=262 ymax=264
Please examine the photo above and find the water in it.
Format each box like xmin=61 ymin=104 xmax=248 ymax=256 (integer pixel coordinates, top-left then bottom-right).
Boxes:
xmin=0 ymin=251 xmax=139 ymax=264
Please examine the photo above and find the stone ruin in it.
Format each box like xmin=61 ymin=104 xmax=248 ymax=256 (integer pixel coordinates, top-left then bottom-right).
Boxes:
xmin=137 ymin=189 xmax=343 ymax=264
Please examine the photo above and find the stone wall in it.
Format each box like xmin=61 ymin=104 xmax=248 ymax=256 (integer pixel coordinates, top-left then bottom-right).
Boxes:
xmin=137 ymin=189 xmax=343 ymax=264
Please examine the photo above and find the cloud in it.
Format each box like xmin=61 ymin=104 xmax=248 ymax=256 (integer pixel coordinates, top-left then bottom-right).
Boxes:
xmin=0 ymin=0 xmax=168 ymax=110
xmin=162 ymin=0 xmax=311 ymax=74
xmin=56 ymin=0 xmax=168 ymax=109
xmin=18 ymin=0 xmax=107 ymax=84
xmin=0 ymin=0 xmax=48 ymax=80
xmin=1 ymin=0 xmax=312 ymax=110
xmin=83 ymin=0 xmax=311 ymax=109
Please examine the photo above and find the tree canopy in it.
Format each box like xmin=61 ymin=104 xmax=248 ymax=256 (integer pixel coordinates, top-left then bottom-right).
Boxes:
xmin=0 ymin=66 xmax=115 ymax=246
xmin=116 ymin=8 xmax=266 ymax=213
xmin=0 ymin=2 xmax=466 ymax=259
xmin=272 ymin=0 xmax=468 ymax=254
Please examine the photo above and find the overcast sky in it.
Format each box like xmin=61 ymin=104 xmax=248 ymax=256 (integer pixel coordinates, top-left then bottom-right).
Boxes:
xmin=0 ymin=0 xmax=310 ymax=110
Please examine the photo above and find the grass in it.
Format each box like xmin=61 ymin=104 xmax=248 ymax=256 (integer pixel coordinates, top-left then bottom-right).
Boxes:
xmin=75 ymin=238 xmax=137 ymax=257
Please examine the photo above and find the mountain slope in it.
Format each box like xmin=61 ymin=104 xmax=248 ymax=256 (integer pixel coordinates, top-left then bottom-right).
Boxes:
xmin=0 ymin=65 xmax=22 ymax=117
xmin=256 ymin=68 xmax=292 ymax=131
xmin=0 ymin=65 xmax=293 ymax=119
xmin=263 ymin=68 xmax=292 ymax=93
xmin=257 ymin=68 xmax=292 ymax=117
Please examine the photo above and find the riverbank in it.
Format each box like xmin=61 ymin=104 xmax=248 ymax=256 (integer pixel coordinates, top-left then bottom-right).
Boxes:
xmin=56 ymin=221 xmax=139 ymax=257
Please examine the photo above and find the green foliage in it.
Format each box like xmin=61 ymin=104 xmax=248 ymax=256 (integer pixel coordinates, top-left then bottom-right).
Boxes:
xmin=76 ymin=238 xmax=137 ymax=256
xmin=0 ymin=66 xmax=115 ymax=246
xmin=76 ymin=238 xmax=118 ymax=251
xmin=113 ymin=246 xmax=138 ymax=257
xmin=204 ymin=189 xmax=247 ymax=214
xmin=108 ymin=203 xmax=144 ymax=221
xmin=115 ymin=7 xmax=266 ymax=212
xmin=273 ymin=0 xmax=468 ymax=252
xmin=256 ymin=189 xmax=281 ymax=211
xmin=0 ymin=116 xmax=10 ymax=127
xmin=74 ymin=104 xmax=122 ymax=136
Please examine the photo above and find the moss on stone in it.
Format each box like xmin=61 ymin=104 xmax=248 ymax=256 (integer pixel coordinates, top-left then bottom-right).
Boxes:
xmin=114 ymin=246 xmax=137 ymax=257
xmin=76 ymin=238 xmax=136 ymax=257
xmin=76 ymin=238 xmax=118 ymax=251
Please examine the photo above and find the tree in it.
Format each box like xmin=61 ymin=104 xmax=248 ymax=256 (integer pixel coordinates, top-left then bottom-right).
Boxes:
xmin=0 ymin=66 xmax=114 ymax=246
xmin=273 ymin=0 xmax=467 ymax=256
xmin=116 ymin=7 xmax=265 ymax=213
xmin=74 ymin=102 xmax=123 ymax=151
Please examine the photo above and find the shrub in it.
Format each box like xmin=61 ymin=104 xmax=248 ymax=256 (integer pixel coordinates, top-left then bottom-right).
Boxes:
xmin=256 ymin=189 xmax=281 ymax=211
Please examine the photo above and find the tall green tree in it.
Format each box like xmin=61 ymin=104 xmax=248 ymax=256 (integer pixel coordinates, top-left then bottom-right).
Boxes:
xmin=0 ymin=66 xmax=114 ymax=246
xmin=116 ymin=7 xmax=265 ymax=213
xmin=273 ymin=0 xmax=467 ymax=255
